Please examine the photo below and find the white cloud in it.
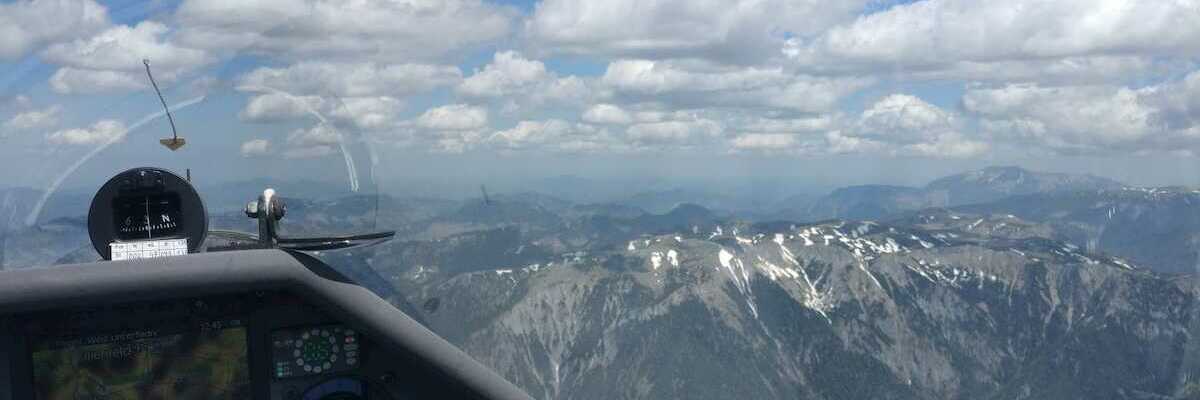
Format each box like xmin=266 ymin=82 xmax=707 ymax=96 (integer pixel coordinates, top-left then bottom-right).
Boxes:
xmin=731 ymin=133 xmax=798 ymax=151
xmin=240 ymin=139 xmax=271 ymax=157
xmin=42 ymin=21 xmax=208 ymax=72
xmin=456 ymin=51 xmax=595 ymax=113
xmin=962 ymin=74 xmax=1200 ymax=154
xmin=787 ymin=0 xmax=1200 ymax=73
xmin=238 ymin=62 xmax=462 ymax=97
xmin=458 ymin=51 xmax=549 ymax=97
xmin=282 ymin=124 xmax=340 ymax=159
xmin=491 ymin=119 xmax=565 ymax=148
xmin=898 ymin=56 xmax=1183 ymax=86
xmin=602 ymin=60 xmax=775 ymax=93
xmin=287 ymin=124 xmax=339 ymax=147
xmin=239 ymin=92 xmax=403 ymax=130
xmin=48 ymin=68 xmax=144 ymax=94
xmin=0 ymin=0 xmax=109 ymax=60
xmin=42 ymin=21 xmax=213 ymax=94
xmin=857 ymin=94 xmax=958 ymax=144
xmin=1139 ymin=70 xmax=1200 ymax=132
xmin=239 ymin=92 xmax=324 ymax=122
xmin=416 ymin=104 xmax=488 ymax=131
xmin=525 ymin=0 xmax=865 ymax=63
xmin=841 ymin=94 xmax=986 ymax=158
xmin=905 ymin=137 xmax=989 ymax=158
xmin=328 ymin=97 xmax=404 ymax=130
xmin=601 ymin=60 xmax=869 ymax=112
xmin=175 ymin=0 xmax=516 ymax=61
xmin=722 ymin=106 xmax=986 ymax=157
xmin=824 ymin=130 xmax=885 ymax=154
xmin=738 ymin=115 xmax=837 ymax=134
xmin=964 ymin=85 xmax=1155 ymax=149
xmin=47 ymin=120 xmax=126 ymax=146
xmin=10 ymin=0 xmax=1198 ymax=162
xmin=626 ymin=118 xmax=722 ymax=144
xmin=490 ymin=120 xmax=622 ymax=153
xmin=3 ymin=105 xmax=60 ymax=130
xmin=724 ymin=115 xmax=838 ymax=154
xmin=581 ymin=104 xmax=633 ymax=125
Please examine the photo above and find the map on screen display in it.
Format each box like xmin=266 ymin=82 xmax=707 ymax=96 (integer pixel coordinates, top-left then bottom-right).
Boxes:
xmin=31 ymin=326 xmax=250 ymax=400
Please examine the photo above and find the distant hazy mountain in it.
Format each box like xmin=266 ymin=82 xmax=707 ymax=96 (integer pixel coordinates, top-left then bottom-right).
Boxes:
xmin=805 ymin=185 xmax=941 ymax=221
xmin=796 ymin=166 xmax=1124 ymax=222
xmin=490 ymin=192 xmax=575 ymax=213
xmin=561 ymin=203 xmax=647 ymax=220
xmin=0 ymin=216 xmax=93 ymax=269
xmin=618 ymin=188 xmax=740 ymax=214
xmin=0 ymin=186 xmax=92 ymax=226
xmin=925 ymin=166 xmax=1122 ymax=206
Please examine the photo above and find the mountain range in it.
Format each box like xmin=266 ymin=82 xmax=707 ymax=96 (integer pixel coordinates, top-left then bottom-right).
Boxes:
xmin=4 ymin=166 xmax=1200 ymax=398
xmin=372 ymin=215 xmax=1200 ymax=399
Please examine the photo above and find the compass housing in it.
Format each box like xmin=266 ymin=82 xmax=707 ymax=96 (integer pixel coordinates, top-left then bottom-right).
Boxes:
xmin=87 ymin=167 xmax=208 ymax=260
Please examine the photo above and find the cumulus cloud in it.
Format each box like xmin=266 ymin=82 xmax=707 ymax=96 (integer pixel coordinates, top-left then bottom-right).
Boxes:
xmin=3 ymin=105 xmax=61 ymax=130
xmin=398 ymin=103 xmax=492 ymax=153
xmin=626 ymin=118 xmax=722 ymax=144
xmin=234 ymin=62 xmax=457 ymax=130
xmin=328 ymin=97 xmax=404 ymax=130
xmin=282 ymin=124 xmax=340 ymax=159
xmin=525 ymin=0 xmax=865 ymax=63
xmin=824 ymin=130 xmax=886 ymax=154
xmin=239 ymin=92 xmax=324 ymax=122
xmin=731 ymin=133 xmax=799 ymax=152
xmin=488 ymin=120 xmax=623 ymax=153
xmin=963 ymin=73 xmax=1200 ymax=154
xmin=175 ymin=0 xmax=516 ymax=61
xmin=458 ymin=51 xmax=550 ymax=97
xmin=41 ymin=21 xmax=213 ymax=94
xmin=416 ymin=104 xmax=488 ymax=131
xmin=238 ymin=62 xmax=462 ymax=97
xmin=14 ymin=0 xmax=1200 ymax=162
xmin=239 ymin=91 xmax=403 ymax=130
xmin=48 ymin=68 xmax=144 ymax=94
xmin=240 ymin=138 xmax=271 ymax=157
xmin=1144 ymin=70 xmax=1200 ymax=132
xmin=721 ymin=101 xmax=988 ymax=158
xmin=857 ymin=94 xmax=959 ymax=144
xmin=898 ymin=56 xmax=1185 ymax=86
xmin=46 ymin=120 xmax=126 ymax=146
xmin=601 ymin=60 xmax=870 ymax=112
xmin=0 ymin=0 xmax=109 ymax=60
xmin=456 ymin=51 xmax=594 ymax=113
xmin=965 ymin=85 xmax=1155 ymax=147
xmin=581 ymin=104 xmax=633 ymax=125
xmin=850 ymin=94 xmax=986 ymax=157
xmin=786 ymin=0 xmax=1200 ymax=75
xmin=737 ymin=115 xmax=837 ymax=134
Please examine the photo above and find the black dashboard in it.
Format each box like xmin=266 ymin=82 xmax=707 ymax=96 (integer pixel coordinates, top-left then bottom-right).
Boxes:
xmin=6 ymin=292 xmax=388 ymax=399
xmin=0 ymin=250 xmax=531 ymax=400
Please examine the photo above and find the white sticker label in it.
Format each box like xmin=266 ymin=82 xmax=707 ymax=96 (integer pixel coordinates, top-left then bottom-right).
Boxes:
xmin=110 ymin=238 xmax=188 ymax=261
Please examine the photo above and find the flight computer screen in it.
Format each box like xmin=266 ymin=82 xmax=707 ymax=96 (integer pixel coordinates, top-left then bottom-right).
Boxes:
xmin=30 ymin=320 xmax=251 ymax=400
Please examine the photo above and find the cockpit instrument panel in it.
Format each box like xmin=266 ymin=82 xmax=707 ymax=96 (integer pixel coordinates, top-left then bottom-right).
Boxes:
xmin=272 ymin=325 xmax=361 ymax=379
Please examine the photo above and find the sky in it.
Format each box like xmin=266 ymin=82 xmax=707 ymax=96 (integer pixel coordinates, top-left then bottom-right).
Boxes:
xmin=2 ymin=0 xmax=1200 ymax=197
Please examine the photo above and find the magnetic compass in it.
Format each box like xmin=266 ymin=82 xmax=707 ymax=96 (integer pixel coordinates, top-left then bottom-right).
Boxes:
xmin=87 ymin=167 xmax=207 ymax=260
